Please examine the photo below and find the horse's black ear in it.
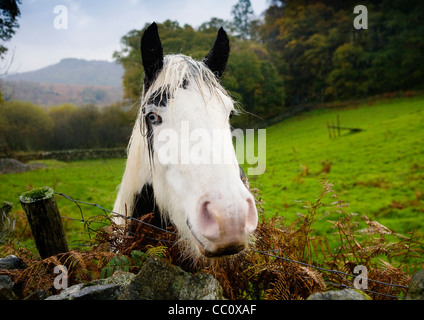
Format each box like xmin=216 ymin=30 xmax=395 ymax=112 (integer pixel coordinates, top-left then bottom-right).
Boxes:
xmin=203 ymin=27 xmax=230 ymax=79
xmin=141 ymin=22 xmax=164 ymax=89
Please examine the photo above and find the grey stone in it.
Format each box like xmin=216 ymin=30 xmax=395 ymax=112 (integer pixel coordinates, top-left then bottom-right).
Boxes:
xmin=45 ymin=270 xmax=135 ymax=300
xmin=43 ymin=257 xmax=223 ymax=300
xmin=406 ymin=269 xmax=424 ymax=300
xmin=307 ymin=288 xmax=371 ymax=300
xmin=102 ymin=270 xmax=135 ymax=286
xmin=0 ymin=159 xmax=29 ymax=174
xmin=0 ymin=275 xmax=19 ymax=300
xmin=0 ymin=255 xmax=27 ymax=270
xmin=45 ymin=283 xmax=122 ymax=300
xmin=179 ymin=272 xmax=224 ymax=300
xmin=0 ymin=275 xmax=14 ymax=290
xmin=118 ymin=256 xmax=224 ymax=300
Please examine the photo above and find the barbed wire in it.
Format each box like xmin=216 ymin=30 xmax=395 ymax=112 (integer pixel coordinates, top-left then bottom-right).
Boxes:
xmin=55 ymin=192 xmax=177 ymax=236
xmin=6 ymin=191 xmax=410 ymax=300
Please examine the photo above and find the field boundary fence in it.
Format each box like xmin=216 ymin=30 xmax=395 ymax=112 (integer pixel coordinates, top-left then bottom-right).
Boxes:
xmin=2 ymin=190 xmax=410 ymax=300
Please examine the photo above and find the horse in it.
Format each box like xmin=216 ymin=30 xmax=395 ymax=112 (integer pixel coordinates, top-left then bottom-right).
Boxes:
xmin=113 ymin=22 xmax=258 ymax=260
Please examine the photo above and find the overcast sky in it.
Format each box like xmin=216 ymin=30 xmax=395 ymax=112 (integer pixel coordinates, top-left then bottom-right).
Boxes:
xmin=2 ymin=0 xmax=269 ymax=74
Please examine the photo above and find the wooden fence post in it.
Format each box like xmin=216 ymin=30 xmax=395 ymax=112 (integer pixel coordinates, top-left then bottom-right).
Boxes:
xmin=20 ymin=187 xmax=69 ymax=259
xmin=327 ymin=121 xmax=332 ymax=139
xmin=337 ymin=114 xmax=341 ymax=137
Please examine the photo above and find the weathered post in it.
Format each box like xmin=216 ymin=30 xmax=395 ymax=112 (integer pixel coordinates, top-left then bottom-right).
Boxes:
xmin=20 ymin=187 xmax=69 ymax=259
xmin=337 ymin=114 xmax=341 ymax=137
xmin=327 ymin=121 xmax=332 ymax=139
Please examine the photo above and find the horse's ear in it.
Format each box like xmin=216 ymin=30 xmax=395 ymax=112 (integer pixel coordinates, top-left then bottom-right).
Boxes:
xmin=203 ymin=27 xmax=230 ymax=79
xmin=141 ymin=22 xmax=163 ymax=89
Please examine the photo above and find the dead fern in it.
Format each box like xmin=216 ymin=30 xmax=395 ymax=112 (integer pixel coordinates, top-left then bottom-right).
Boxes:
xmin=6 ymin=249 xmax=115 ymax=297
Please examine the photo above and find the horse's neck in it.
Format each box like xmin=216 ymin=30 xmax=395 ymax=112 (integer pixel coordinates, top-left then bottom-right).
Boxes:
xmin=113 ymin=119 xmax=151 ymax=220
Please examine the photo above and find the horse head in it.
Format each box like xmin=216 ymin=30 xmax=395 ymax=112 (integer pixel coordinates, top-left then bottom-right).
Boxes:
xmin=114 ymin=22 xmax=258 ymax=259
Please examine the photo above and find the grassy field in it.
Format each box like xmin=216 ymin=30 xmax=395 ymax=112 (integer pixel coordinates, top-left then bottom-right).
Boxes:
xmin=0 ymin=159 xmax=126 ymax=249
xmin=247 ymin=94 xmax=424 ymax=236
xmin=1 ymin=95 xmax=423 ymax=254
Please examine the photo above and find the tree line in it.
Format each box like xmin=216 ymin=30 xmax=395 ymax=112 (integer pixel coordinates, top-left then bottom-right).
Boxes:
xmin=0 ymin=101 xmax=133 ymax=152
xmin=260 ymin=0 xmax=424 ymax=106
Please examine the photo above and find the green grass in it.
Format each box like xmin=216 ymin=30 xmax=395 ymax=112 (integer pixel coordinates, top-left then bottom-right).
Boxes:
xmin=246 ymin=95 xmax=424 ymax=236
xmin=1 ymin=158 xmax=126 ymax=250
xmin=1 ymin=158 xmax=124 ymax=207
xmin=1 ymin=95 xmax=423 ymax=255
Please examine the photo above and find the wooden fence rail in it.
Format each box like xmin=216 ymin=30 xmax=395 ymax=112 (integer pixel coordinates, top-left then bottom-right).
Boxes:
xmin=327 ymin=114 xmax=363 ymax=139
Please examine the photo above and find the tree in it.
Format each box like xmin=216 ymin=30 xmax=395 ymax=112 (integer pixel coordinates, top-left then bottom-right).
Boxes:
xmin=92 ymin=104 xmax=132 ymax=148
xmin=0 ymin=101 xmax=53 ymax=151
xmin=261 ymin=0 xmax=424 ymax=105
xmin=199 ymin=17 xmax=234 ymax=34
xmin=113 ymin=28 xmax=144 ymax=101
xmin=325 ymin=43 xmax=369 ymax=100
xmin=223 ymin=41 xmax=285 ymax=126
xmin=231 ymin=0 xmax=254 ymax=40
xmin=365 ymin=0 xmax=424 ymax=94
xmin=0 ymin=0 xmax=22 ymax=59
xmin=260 ymin=1 xmax=346 ymax=105
xmin=48 ymin=104 xmax=79 ymax=150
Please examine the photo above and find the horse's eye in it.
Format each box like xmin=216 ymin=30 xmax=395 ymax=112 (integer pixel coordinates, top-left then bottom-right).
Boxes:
xmin=229 ymin=110 xmax=234 ymax=120
xmin=147 ymin=112 xmax=162 ymax=125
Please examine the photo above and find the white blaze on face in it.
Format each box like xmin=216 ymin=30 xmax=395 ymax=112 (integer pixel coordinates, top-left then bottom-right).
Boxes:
xmin=150 ymin=80 xmax=258 ymax=258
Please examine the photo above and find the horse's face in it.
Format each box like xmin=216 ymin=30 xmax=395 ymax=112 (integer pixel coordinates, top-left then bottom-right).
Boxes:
xmin=140 ymin=23 xmax=258 ymax=258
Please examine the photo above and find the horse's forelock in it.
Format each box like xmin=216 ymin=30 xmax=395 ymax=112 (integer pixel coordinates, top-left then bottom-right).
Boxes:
xmin=139 ymin=54 xmax=234 ymax=163
xmin=141 ymin=54 xmax=233 ymax=111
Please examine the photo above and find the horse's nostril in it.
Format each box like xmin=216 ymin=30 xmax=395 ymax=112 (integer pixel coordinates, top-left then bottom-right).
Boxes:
xmin=198 ymin=201 xmax=220 ymax=241
xmin=246 ymin=197 xmax=258 ymax=234
xmin=201 ymin=201 xmax=213 ymax=224
xmin=191 ymin=194 xmax=258 ymax=258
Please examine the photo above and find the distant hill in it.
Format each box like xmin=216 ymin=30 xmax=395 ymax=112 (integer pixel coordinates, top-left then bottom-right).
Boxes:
xmin=2 ymin=81 xmax=123 ymax=107
xmin=5 ymin=58 xmax=124 ymax=86
xmin=1 ymin=58 xmax=125 ymax=106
